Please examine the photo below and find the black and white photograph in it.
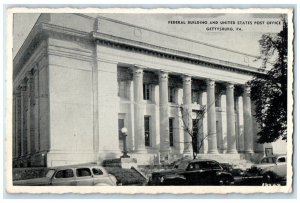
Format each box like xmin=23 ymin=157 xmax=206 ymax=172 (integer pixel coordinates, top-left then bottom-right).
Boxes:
xmin=6 ymin=7 xmax=293 ymax=194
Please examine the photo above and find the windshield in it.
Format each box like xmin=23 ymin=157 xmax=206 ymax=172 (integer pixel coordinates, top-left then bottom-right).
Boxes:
xmin=173 ymin=161 xmax=189 ymax=170
xmin=46 ymin=169 xmax=56 ymax=179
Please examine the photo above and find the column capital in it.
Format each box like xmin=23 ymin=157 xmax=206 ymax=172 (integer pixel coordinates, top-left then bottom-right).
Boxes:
xmin=19 ymin=82 xmax=27 ymax=91
xmin=131 ymin=66 xmax=143 ymax=77
xmin=243 ymin=85 xmax=251 ymax=96
xmin=182 ymin=75 xmax=192 ymax=84
xmin=159 ymin=71 xmax=169 ymax=81
xmin=206 ymin=79 xmax=215 ymax=87
xmin=226 ymin=83 xmax=235 ymax=90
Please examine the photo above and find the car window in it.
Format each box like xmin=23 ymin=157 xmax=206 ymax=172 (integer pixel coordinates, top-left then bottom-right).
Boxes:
xmin=278 ymin=157 xmax=286 ymax=163
xmin=187 ymin=163 xmax=195 ymax=171
xmin=46 ymin=169 xmax=56 ymax=179
xmin=55 ymin=169 xmax=74 ymax=179
xmin=261 ymin=158 xmax=268 ymax=163
xmin=76 ymin=168 xmax=92 ymax=177
xmin=208 ymin=161 xmax=222 ymax=170
xmin=92 ymin=168 xmax=104 ymax=176
xmin=268 ymin=157 xmax=275 ymax=163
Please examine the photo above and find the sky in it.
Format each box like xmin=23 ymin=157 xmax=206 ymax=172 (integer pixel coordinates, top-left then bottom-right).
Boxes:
xmin=13 ymin=12 xmax=284 ymax=58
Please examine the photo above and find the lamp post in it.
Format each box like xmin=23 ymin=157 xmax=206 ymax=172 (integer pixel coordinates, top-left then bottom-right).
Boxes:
xmin=121 ymin=127 xmax=130 ymax=158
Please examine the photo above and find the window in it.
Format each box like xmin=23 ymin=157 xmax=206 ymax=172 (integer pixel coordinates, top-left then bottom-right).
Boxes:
xmin=118 ymin=81 xmax=127 ymax=98
xmin=169 ymin=118 xmax=174 ymax=147
xmin=92 ymin=168 xmax=104 ymax=176
xmin=144 ymin=116 xmax=151 ymax=146
xmin=168 ymin=87 xmax=176 ymax=103
xmin=143 ymin=84 xmax=151 ymax=100
xmin=192 ymin=90 xmax=200 ymax=104
xmin=118 ymin=119 xmax=124 ymax=141
xmin=55 ymin=169 xmax=74 ymax=179
xmin=76 ymin=168 xmax=92 ymax=177
xmin=278 ymin=157 xmax=286 ymax=163
xmin=215 ymin=95 xmax=221 ymax=107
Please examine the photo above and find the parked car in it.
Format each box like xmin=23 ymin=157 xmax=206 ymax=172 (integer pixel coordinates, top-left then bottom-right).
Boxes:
xmin=14 ymin=164 xmax=118 ymax=186
xmin=148 ymin=159 xmax=234 ymax=185
xmin=250 ymin=154 xmax=287 ymax=185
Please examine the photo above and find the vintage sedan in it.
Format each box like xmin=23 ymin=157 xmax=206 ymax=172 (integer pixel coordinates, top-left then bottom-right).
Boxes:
xmin=259 ymin=155 xmax=287 ymax=185
xmin=148 ymin=159 xmax=234 ymax=185
xmin=14 ymin=164 xmax=118 ymax=186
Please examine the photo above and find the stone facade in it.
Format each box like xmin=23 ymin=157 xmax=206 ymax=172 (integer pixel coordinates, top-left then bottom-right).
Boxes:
xmin=13 ymin=14 xmax=266 ymax=167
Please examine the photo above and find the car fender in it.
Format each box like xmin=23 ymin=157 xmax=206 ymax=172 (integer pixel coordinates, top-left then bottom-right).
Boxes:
xmin=217 ymin=172 xmax=234 ymax=181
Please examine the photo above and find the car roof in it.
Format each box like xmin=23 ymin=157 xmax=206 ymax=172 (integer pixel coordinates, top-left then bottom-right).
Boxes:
xmin=263 ymin=154 xmax=287 ymax=158
xmin=49 ymin=163 xmax=103 ymax=170
xmin=189 ymin=159 xmax=219 ymax=163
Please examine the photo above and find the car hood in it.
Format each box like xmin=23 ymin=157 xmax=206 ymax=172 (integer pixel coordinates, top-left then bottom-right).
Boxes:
xmin=152 ymin=169 xmax=185 ymax=176
xmin=13 ymin=177 xmax=51 ymax=186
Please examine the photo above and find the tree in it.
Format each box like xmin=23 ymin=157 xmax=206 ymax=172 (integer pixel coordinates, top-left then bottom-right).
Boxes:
xmin=179 ymin=104 xmax=208 ymax=159
xmin=248 ymin=17 xmax=287 ymax=143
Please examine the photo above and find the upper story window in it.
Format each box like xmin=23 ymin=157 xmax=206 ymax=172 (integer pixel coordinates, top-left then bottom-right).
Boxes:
xmin=118 ymin=81 xmax=128 ymax=99
xmin=215 ymin=95 xmax=221 ymax=107
xmin=168 ymin=87 xmax=176 ymax=103
xmin=192 ymin=90 xmax=200 ymax=104
xmin=143 ymin=84 xmax=152 ymax=100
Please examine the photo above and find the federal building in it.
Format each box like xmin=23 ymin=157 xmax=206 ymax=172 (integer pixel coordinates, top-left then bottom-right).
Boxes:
xmin=13 ymin=13 xmax=270 ymax=167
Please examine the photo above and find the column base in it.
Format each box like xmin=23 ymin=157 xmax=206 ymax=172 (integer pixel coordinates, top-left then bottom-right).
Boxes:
xmin=207 ymin=149 xmax=219 ymax=154
xmin=134 ymin=148 xmax=147 ymax=154
xmin=226 ymin=149 xmax=238 ymax=154
xmin=244 ymin=150 xmax=254 ymax=154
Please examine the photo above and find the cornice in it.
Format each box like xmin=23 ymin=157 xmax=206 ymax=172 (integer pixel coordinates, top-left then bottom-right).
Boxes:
xmin=14 ymin=21 xmax=266 ymax=83
xmin=92 ymin=32 xmax=265 ymax=76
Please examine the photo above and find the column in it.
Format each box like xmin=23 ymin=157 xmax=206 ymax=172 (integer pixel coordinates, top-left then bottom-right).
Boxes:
xmin=198 ymin=91 xmax=208 ymax=153
xmin=206 ymin=79 xmax=218 ymax=154
xmin=243 ymin=85 xmax=254 ymax=153
xmin=236 ymin=96 xmax=244 ymax=153
xmin=132 ymin=67 xmax=146 ymax=153
xmin=226 ymin=83 xmax=237 ymax=154
xmin=182 ymin=75 xmax=192 ymax=155
xmin=159 ymin=71 xmax=169 ymax=153
xmin=13 ymin=94 xmax=16 ymax=158
xmin=20 ymin=82 xmax=27 ymax=156
xmin=15 ymin=90 xmax=21 ymax=157
xmin=28 ymin=72 xmax=35 ymax=154
xmin=33 ymin=67 xmax=40 ymax=152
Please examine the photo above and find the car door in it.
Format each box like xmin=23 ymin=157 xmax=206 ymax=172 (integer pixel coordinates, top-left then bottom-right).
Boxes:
xmin=75 ymin=168 xmax=94 ymax=186
xmin=193 ymin=161 xmax=211 ymax=185
xmin=183 ymin=163 xmax=201 ymax=185
xmin=258 ymin=157 xmax=276 ymax=169
xmin=92 ymin=167 xmax=113 ymax=185
xmin=202 ymin=161 xmax=222 ymax=185
xmin=51 ymin=169 xmax=76 ymax=186
xmin=272 ymin=156 xmax=287 ymax=178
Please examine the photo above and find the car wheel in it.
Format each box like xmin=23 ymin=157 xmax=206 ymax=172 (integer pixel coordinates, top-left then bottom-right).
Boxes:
xmin=262 ymin=172 xmax=275 ymax=185
xmin=219 ymin=176 xmax=231 ymax=185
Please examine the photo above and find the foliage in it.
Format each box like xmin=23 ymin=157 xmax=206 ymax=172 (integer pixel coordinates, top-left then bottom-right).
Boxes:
xmin=248 ymin=17 xmax=287 ymax=143
xmin=104 ymin=167 xmax=147 ymax=185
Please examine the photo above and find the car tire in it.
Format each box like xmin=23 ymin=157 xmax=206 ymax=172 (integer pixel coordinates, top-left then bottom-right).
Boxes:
xmin=219 ymin=176 xmax=231 ymax=185
xmin=262 ymin=172 xmax=275 ymax=185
